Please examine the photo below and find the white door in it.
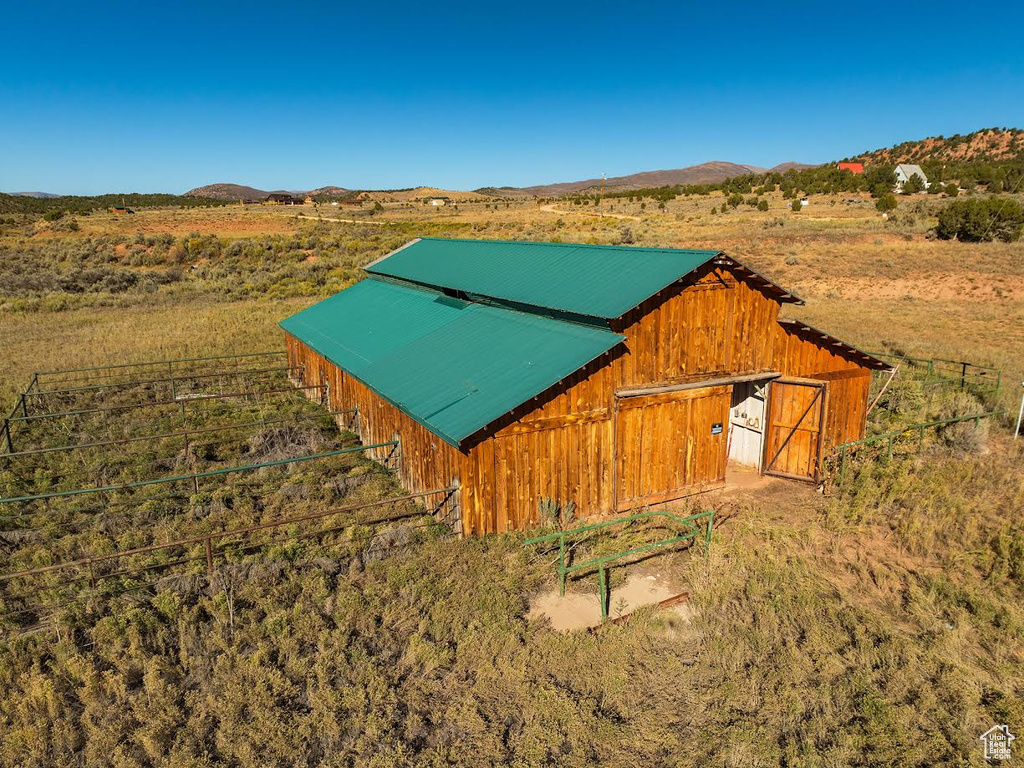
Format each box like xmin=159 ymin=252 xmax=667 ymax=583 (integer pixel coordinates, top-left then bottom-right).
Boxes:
xmin=728 ymin=381 xmax=768 ymax=470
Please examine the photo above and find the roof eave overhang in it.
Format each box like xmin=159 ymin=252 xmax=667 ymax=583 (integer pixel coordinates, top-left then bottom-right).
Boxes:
xmin=280 ymin=322 xmax=626 ymax=451
xmin=713 ymin=253 xmax=805 ymax=305
xmin=777 ymin=318 xmax=893 ymax=371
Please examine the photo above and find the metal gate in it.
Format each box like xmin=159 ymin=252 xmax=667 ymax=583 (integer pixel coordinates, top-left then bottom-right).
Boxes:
xmin=763 ymin=379 xmax=826 ymax=481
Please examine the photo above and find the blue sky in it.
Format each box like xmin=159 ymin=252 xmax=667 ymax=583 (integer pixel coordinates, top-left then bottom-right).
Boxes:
xmin=2 ymin=1 xmax=1022 ymax=195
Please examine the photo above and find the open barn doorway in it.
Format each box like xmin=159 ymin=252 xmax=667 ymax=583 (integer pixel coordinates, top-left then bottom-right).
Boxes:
xmin=727 ymin=379 xmax=771 ymax=472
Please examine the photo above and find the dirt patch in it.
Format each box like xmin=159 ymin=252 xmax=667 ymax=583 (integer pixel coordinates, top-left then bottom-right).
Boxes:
xmin=528 ymin=572 xmax=694 ymax=631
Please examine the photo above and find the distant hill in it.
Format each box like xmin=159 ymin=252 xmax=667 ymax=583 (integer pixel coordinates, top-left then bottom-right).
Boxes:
xmin=308 ymin=186 xmax=351 ymax=198
xmin=186 ymin=183 xmax=351 ymax=201
xmin=365 ymin=186 xmax=489 ymax=202
xmin=848 ymin=128 xmax=1024 ymax=166
xmin=10 ymin=191 xmax=60 ymax=198
xmin=185 ymin=183 xmax=272 ymax=201
xmin=769 ymin=161 xmax=817 ymax=173
xmin=480 ymin=160 xmax=816 ymax=197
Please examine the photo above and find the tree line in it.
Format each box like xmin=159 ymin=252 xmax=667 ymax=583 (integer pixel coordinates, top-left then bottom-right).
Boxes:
xmin=559 ymin=157 xmax=1024 ymax=205
xmin=0 ymin=193 xmax=232 ymax=216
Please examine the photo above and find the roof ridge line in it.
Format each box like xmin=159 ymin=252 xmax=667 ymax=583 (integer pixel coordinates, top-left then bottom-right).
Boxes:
xmin=416 ymin=236 xmax=720 ymax=255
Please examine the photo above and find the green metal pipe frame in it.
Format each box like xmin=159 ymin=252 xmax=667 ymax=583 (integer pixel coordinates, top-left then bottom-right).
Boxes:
xmin=0 ymin=409 xmax=356 ymax=461
xmin=525 ymin=508 xmax=714 ymax=620
xmin=0 ymin=485 xmax=456 ymax=584
xmin=31 ymin=350 xmax=286 ymax=380
xmin=25 ymin=364 xmax=298 ymax=398
xmin=0 ymin=440 xmax=397 ymax=505
xmin=835 ymin=409 xmax=1005 ymax=486
xmin=5 ymin=384 xmax=326 ymax=425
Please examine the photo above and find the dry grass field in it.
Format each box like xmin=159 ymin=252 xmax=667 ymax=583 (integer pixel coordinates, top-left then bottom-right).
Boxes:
xmin=0 ymin=193 xmax=1020 ymax=766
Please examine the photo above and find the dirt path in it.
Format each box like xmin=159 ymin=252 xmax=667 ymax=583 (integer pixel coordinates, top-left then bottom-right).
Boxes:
xmin=539 ymin=203 xmax=640 ymax=222
xmin=297 ymin=214 xmax=395 ymax=226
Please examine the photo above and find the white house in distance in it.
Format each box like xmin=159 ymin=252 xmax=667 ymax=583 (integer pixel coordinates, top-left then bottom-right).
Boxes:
xmin=895 ymin=164 xmax=929 ymax=191
xmin=427 ymin=196 xmax=451 ymax=207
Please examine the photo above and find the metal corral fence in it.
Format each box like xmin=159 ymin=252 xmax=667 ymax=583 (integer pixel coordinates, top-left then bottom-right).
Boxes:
xmin=1 ymin=351 xmax=298 ymax=455
xmin=525 ymin=509 xmax=714 ymax=620
xmin=865 ymin=351 xmax=1002 ymax=395
xmin=0 ymin=352 xmax=465 ymax=631
xmin=830 ymin=409 xmax=1005 ymax=488
xmin=26 ymin=350 xmax=288 ymax=391
xmin=0 ymin=486 xmax=457 ymax=630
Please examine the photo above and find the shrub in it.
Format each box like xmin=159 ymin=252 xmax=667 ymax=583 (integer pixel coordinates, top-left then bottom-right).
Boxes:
xmin=757 ymin=200 xmax=769 ymax=212
xmin=935 ymin=198 xmax=1024 ymax=242
xmin=901 ymin=173 xmax=926 ymax=194
xmin=875 ymin=194 xmax=898 ymax=213
xmin=876 ymin=376 xmax=923 ymax=416
xmin=790 ymin=199 xmax=802 ymax=213
xmin=934 ymin=391 xmax=989 ymax=455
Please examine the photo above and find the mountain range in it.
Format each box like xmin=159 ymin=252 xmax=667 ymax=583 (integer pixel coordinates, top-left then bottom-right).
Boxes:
xmin=478 ymin=161 xmax=815 ymax=197
xmin=14 ymin=129 xmax=1022 ymax=201
xmin=183 ymin=162 xmax=812 ymax=201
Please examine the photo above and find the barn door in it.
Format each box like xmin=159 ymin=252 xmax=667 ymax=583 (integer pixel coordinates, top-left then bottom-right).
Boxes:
xmin=763 ymin=380 xmax=826 ymax=481
xmin=614 ymin=385 xmax=730 ymax=510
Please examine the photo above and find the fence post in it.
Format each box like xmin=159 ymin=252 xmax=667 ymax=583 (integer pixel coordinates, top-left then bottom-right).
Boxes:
xmin=18 ymin=394 xmax=27 ymax=419
xmin=558 ymin=535 xmax=566 ymax=596
xmin=597 ymin=565 xmax=608 ymax=620
xmin=839 ymin=446 xmax=847 ymax=488
xmin=205 ymin=538 xmax=214 ymax=575
xmin=960 ymin=362 xmax=967 ymax=390
xmin=704 ymin=512 xmax=713 ymax=553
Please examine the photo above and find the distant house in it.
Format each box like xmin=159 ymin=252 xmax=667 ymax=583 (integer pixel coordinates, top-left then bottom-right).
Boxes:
xmin=895 ymin=164 xmax=929 ymax=190
xmin=838 ymin=162 xmax=864 ymax=175
xmin=304 ymin=196 xmax=315 ymax=205
xmin=427 ymin=196 xmax=451 ymax=207
xmin=265 ymin=193 xmax=304 ymax=205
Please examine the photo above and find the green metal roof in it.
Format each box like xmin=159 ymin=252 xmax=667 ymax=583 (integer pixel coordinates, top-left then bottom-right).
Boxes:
xmin=280 ymin=277 xmax=624 ymax=446
xmin=366 ymin=238 xmax=725 ymax=319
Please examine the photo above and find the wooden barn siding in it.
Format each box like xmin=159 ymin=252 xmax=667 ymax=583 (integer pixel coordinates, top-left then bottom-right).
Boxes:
xmin=285 ymin=334 xmax=464 ymax=507
xmin=610 ymin=265 xmax=780 ymax=388
xmin=469 ymin=266 xmax=876 ymax=530
xmin=771 ymin=324 xmax=872 ymax=449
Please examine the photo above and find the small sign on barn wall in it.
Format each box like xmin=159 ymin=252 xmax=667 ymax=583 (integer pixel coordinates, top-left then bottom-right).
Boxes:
xmin=711 ymin=422 xmax=723 ymax=435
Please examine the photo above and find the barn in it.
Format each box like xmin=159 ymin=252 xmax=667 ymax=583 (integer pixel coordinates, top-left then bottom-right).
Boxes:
xmin=281 ymin=238 xmax=889 ymax=536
